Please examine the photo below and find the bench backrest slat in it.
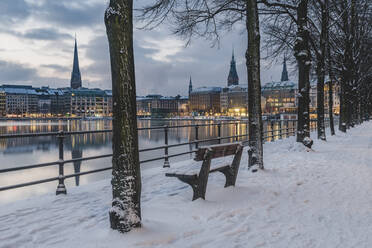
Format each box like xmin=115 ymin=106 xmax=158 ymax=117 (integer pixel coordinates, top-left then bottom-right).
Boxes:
xmin=194 ymin=143 xmax=241 ymax=161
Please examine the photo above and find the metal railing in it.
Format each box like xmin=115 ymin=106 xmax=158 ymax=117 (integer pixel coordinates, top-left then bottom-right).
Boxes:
xmin=0 ymin=118 xmax=332 ymax=194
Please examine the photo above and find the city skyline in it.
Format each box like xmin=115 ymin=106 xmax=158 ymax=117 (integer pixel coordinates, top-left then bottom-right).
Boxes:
xmin=0 ymin=0 xmax=288 ymax=96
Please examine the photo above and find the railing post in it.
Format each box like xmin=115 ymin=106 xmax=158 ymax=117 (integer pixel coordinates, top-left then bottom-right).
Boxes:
xmin=195 ymin=125 xmax=199 ymax=149
xmin=56 ymin=130 xmax=66 ymax=195
xmin=235 ymin=122 xmax=238 ymax=141
xmin=271 ymin=121 xmax=275 ymax=142
xmin=217 ymin=122 xmax=221 ymax=144
xmin=279 ymin=120 xmax=282 ymax=139
xmin=163 ymin=125 xmax=170 ymax=168
xmin=286 ymin=120 xmax=290 ymax=138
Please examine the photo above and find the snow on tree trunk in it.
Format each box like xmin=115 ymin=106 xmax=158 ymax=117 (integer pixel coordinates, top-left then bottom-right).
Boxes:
xmin=294 ymin=0 xmax=311 ymax=144
xmin=339 ymin=0 xmax=352 ymax=133
xmin=316 ymin=0 xmax=327 ymax=141
xmin=246 ymin=0 xmax=264 ymax=170
xmin=326 ymin=0 xmax=335 ymax=136
xmin=104 ymin=0 xmax=142 ymax=233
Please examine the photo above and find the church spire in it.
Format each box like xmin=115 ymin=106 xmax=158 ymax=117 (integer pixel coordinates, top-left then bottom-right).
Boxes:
xmin=227 ymin=49 xmax=239 ymax=86
xmin=281 ymin=57 xmax=289 ymax=81
xmin=70 ymin=37 xmax=82 ymax=89
xmin=188 ymin=76 xmax=193 ymax=96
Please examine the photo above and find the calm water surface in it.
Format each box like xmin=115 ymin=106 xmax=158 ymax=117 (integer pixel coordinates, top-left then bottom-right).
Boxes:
xmin=1 ymin=119 xmax=264 ymax=203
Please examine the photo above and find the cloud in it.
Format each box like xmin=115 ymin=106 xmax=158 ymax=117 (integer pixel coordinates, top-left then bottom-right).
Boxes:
xmin=0 ymin=27 xmax=73 ymax=41
xmin=23 ymin=28 xmax=73 ymax=40
xmin=0 ymin=0 xmax=30 ymax=24
xmin=31 ymin=0 xmax=105 ymax=28
xmin=0 ymin=60 xmax=68 ymax=88
xmin=0 ymin=0 xmax=287 ymax=96
xmin=0 ymin=60 xmax=38 ymax=82
xmin=41 ymin=64 xmax=70 ymax=73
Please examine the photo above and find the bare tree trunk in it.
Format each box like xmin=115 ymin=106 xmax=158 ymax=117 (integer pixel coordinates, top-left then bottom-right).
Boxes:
xmin=326 ymin=0 xmax=335 ymax=136
xmin=339 ymin=0 xmax=350 ymax=133
xmin=316 ymin=0 xmax=327 ymax=141
xmin=294 ymin=0 xmax=311 ymax=144
xmin=105 ymin=0 xmax=141 ymax=233
xmin=328 ymin=80 xmax=335 ymax=135
xmin=246 ymin=0 xmax=264 ymax=170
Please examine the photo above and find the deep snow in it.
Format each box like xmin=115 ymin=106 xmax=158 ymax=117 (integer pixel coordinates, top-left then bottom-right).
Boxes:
xmin=1 ymin=122 xmax=372 ymax=248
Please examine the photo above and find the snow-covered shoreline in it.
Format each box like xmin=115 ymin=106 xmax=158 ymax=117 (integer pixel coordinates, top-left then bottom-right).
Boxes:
xmin=1 ymin=122 xmax=371 ymax=248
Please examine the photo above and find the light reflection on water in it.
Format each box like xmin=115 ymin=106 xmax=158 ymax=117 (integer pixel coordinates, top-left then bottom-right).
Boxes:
xmin=0 ymin=119 xmax=251 ymax=203
xmin=0 ymin=119 xmax=296 ymax=203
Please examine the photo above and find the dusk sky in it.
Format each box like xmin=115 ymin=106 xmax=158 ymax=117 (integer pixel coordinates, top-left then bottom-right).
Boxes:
xmin=0 ymin=0 xmax=292 ymax=96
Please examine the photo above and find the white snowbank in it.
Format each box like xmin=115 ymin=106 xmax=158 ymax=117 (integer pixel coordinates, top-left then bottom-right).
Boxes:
xmin=1 ymin=122 xmax=372 ymax=248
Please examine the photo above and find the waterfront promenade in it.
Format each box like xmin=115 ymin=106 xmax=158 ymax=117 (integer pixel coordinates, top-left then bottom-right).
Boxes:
xmin=0 ymin=122 xmax=371 ymax=247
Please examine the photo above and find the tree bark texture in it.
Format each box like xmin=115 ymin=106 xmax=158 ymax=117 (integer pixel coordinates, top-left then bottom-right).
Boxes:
xmin=104 ymin=0 xmax=142 ymax=233
xmin=339 ymin=0 xmax=350 ymax=132
xmin=316 ymin=0 xmax=327 ymax=141
xmin=246 ymin=0 xmax=264 ymax=169
xmin=294 ymin=0 xmax=311 ymax=143
xmin=326 ymin=0 xmax=335 ymax=136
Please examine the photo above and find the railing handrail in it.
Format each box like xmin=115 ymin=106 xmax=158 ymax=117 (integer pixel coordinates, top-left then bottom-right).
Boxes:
xmin=0 ymin=119 xmax=322 ymax=139
xmin=0 ymin=118 xmax=337 ymax=193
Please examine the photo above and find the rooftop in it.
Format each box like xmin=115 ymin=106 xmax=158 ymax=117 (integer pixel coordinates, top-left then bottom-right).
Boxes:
xmin=262 ymin=81 xmax=297 ymax=91
xmin=191 ymin=86 xmax=222 ymax=94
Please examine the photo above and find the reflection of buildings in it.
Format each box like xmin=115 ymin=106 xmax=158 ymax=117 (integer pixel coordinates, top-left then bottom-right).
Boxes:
xmin=71 ymin=143 xmax=83 ymax=186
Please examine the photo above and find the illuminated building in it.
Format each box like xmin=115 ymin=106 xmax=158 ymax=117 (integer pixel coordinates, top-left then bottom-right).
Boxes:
xmin=220 ymin=85 xmax=248 ymax=116
xmin=0 ymin=90 xmax=5 ymax=116
xmin=136 ymin=95 xmax=189 ymax=117
xmin=189 ymin=87 xmax=222 ymax=115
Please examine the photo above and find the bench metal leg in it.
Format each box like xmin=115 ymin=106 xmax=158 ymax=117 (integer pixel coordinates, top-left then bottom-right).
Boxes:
xmin=172 ymin=149 xmax=213 ymax=201
xmin=194 ymin=149 xmax=212 ymax=200
xmin=213 ymin=145 xmax=243 ymax=188
xmin=177 ymin=175 xmax=201 ymax=201
xmin=230 ymin=145 xmax=243 ymax=184
xmin=217 ymin=166 xmax=235 ymax=187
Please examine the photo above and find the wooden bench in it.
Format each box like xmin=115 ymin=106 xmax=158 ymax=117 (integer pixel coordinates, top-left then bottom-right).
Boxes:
xmin=166 ymin=142 xmax=243 ymax=201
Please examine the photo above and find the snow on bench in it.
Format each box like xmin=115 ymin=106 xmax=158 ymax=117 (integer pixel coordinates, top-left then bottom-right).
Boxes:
xmin=166 ymin=142 xmax=243 ymax=200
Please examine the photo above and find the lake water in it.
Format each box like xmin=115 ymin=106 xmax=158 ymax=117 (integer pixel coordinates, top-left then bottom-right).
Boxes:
xmin=0 ymin=119 xmax=295 ymax=203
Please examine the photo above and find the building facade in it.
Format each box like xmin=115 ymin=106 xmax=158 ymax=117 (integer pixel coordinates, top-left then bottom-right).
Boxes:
xmin=261 ymin=81 xmax=297 ymax=115
xmin=189 ymin=87 xmax=222 ymax=115
xmin=68 ymin=88 xmax=112 ymax=117
xmin=0 ymin=90 xmax=6 ymax=116
xmin=136 ymin=95 xmax=189 ymax=117
xmin=220 ymin=85 xmax=248 ymax=116
xmin=0 ymin=85 xmax=38 ymax=116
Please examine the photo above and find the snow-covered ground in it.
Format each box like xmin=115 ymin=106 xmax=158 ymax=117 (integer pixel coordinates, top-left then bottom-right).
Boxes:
xmin=1 ymin=122 xmax=372 ymax=248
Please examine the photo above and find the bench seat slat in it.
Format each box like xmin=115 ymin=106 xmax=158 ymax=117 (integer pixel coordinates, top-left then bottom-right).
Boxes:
xmin=166 ymin=157 xmax=233 ymax=176
xmin=194 ymin=143 xmax=241 ymax=161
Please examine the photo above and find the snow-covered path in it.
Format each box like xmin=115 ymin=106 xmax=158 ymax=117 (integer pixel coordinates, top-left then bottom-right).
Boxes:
xmin=1 ymin=122 xmax=372 ymax=248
